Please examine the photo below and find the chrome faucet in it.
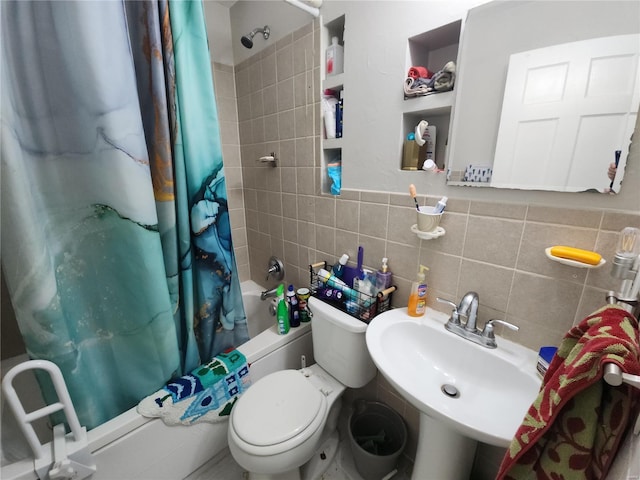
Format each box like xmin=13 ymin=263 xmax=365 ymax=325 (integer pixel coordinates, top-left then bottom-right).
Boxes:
xmin=458 ymin=291 xmax=479 ymax=332
xmin=437 ymin=292 xmax=518 ymax=348
xmin=260 ymin=287 xmax=278 ymax=301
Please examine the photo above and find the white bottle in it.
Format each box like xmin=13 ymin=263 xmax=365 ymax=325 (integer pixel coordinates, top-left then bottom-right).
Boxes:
xmin=321 ymin=91 xmax=339 ymax=139
xmin=326 ymin=37 xmax=343 ymax=76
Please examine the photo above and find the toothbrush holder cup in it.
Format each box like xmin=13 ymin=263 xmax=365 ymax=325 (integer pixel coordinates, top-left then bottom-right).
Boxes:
xmin=417 ymin=206 xmax=442 ymax=232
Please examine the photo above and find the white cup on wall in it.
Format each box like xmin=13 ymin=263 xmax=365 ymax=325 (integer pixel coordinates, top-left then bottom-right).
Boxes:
xmin=417 ymin=206 xmax=442 ymax=232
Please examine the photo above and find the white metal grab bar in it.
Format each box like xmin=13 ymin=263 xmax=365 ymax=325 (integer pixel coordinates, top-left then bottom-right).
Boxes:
xmin=2 ymin=360 xmax=83 ymax=460
xmin=2 ymin=359 xmax=96 ymax=480
xmin=603 ymin=363 xmax=640 ymax=435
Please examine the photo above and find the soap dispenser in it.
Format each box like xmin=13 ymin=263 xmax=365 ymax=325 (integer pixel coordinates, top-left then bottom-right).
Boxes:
xmin=376 ymin=257 xmax=393 ymax=291
xmin=407 ymin=265 xmax=429 ymax=317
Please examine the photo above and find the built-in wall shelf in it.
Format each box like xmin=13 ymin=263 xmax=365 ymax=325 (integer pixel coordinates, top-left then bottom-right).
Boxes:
xmin=407 ymin=20 xmax=462 ymax=77
xmin=323 ymin=74 xmax=344 ymax=92
xmin=321 ymin=14 xmax=346 ymax=196
xmin=323 ymin=138 xmax=343 ymax=149
xmin=403 ymin=90 xmax=455 ymax=115
xmin=400 ymin=20 xmax=462 ymax=171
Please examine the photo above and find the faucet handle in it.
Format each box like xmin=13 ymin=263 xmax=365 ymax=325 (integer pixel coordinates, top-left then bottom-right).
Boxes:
xmin=265 ymin=256 xmax=284 ymax=281
xmin=436 ymin=297 xmax=461 ymax=325
xmin=481 ymin=319 xmax=519 ymax=339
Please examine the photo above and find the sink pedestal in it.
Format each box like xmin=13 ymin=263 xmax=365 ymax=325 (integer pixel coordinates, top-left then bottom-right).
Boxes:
xmin=412 ymin=413 xmax=477 ymax=480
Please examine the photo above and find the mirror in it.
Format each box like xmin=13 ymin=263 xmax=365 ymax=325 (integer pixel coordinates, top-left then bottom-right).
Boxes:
xmin=447 ymin=0 xmax=640 ymax=193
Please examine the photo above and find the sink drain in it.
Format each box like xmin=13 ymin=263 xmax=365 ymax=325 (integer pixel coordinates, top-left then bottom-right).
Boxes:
xmin=441 ymin=384 xmax=460 ymax=398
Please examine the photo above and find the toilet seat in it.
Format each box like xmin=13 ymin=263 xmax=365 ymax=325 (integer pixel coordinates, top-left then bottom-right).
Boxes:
xmin=231 ymin=370 xmax=327 ymax=451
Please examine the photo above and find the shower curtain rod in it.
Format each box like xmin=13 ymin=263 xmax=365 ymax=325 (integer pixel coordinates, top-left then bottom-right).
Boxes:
xmin=284 ymin=0 xmax=321 ymax=18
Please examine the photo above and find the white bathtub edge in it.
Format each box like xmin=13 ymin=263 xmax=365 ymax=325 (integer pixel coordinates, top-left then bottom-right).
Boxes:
xmin=1 ymin=279 xmax=314 ymax=480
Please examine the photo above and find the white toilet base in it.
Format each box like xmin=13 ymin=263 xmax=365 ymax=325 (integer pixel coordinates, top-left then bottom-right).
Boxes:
xmin=248 ymin=469 xmax=300 ymax=480
xmin=244 ymin=431 xmax=340 ymax=480
xmin=301 ymin=431 xmax=340 ymax=480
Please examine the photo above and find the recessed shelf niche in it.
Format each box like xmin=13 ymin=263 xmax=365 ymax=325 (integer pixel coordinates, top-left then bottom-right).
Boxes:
xmin=321 ymin=14 xmax=346 ymax=195
xmin=401 ymin=20 xmax=462 ymax=171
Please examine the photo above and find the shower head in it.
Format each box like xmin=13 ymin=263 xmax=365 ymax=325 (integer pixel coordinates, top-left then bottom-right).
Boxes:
xmin=241 ymin=26 xmax=270 ymax=49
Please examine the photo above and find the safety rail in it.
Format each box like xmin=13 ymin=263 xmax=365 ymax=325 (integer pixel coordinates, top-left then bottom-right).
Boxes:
xmin=2 ymin=360 xmax=96 ymax=480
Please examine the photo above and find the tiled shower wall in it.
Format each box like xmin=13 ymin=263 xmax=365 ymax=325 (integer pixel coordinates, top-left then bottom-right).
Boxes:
xmin=213 ymin=20 xmax=640 ymax=470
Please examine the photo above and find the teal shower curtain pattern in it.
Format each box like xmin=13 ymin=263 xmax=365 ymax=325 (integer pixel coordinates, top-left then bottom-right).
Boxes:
xmin=0 ymin=0 xmax=247 ymax=430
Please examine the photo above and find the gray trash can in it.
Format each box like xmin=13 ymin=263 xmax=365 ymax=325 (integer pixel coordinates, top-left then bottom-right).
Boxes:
xmin=348 ymin=400 xmax=407 ymax=480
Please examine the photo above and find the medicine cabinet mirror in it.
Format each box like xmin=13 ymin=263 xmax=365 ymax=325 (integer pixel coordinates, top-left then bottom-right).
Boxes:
xmin=447 ymin=0 xmax=640 ymax=194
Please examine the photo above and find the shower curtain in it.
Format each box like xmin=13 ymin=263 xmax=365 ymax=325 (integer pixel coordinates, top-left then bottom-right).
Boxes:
xmin=0 ymin=0 xmax=248 ymax=430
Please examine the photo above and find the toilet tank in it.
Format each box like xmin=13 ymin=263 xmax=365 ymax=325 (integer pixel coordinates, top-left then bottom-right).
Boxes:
xmin=308 ymin=297 xmax=377 ymax=388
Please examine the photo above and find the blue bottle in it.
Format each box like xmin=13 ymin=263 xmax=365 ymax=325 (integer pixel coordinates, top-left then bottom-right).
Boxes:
xmin=331 ymin=254 xmax=349 ymax=279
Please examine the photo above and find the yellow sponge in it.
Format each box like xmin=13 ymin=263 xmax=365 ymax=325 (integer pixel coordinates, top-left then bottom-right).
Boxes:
xmin=549 ymin=246 xmax=602 ymax=265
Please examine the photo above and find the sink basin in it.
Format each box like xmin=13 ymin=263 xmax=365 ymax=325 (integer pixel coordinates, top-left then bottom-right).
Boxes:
xmin=366 ymin=307 xmax=542 ymax=479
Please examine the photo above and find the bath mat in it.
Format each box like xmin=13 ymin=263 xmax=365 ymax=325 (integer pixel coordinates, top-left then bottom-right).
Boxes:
xmin=137 ymin=349 xmax=251 ymax=425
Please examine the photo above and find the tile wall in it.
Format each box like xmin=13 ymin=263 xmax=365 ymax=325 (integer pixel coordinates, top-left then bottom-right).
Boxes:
xmin=213 ymin=20 xmax=640 ymax=477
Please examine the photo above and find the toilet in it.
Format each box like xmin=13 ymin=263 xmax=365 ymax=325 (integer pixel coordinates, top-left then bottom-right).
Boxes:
xmin=227 ymin=296 xmax=377 ymax=480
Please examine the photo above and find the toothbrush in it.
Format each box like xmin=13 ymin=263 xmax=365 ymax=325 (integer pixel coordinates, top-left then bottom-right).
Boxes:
xmin=409 ymin=184 xmax=420 ymax=211
xmin=610 ymin=150 xmax=621 ymax=190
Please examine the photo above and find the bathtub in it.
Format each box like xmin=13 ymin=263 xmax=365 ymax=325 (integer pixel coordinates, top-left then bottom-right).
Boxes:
xmin=1 ymin=280 xmax=314 ymax=480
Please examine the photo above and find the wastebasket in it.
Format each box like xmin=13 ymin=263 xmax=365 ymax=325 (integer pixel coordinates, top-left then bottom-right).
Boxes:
xmin=348 ymin=400 xmax=407 ymax=480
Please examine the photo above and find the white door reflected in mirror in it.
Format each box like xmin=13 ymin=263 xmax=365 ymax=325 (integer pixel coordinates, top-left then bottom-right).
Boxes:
xmin=491 ymin=34 xmax=639 ymax=193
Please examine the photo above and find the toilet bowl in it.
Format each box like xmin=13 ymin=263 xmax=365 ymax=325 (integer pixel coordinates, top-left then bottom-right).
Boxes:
xmin=227 ymin=297 xmax=377 ymax=480
xmin=228 ymin=365 xmax=344 ymax=479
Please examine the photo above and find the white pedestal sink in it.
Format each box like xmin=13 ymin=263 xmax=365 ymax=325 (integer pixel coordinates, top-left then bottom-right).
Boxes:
xmin=366 ymin=307 xmax=541 ymax=480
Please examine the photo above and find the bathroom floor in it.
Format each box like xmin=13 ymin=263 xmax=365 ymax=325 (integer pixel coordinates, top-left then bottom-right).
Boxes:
xmin=185 ymin=436 xmax=413 ymax=480
xmin=185 ymin=408 xmax=413 ymax=480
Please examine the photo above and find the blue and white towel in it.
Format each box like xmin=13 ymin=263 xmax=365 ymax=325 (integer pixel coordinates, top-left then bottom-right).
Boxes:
xmin=137 ymin=349 xmax=251 ymax=425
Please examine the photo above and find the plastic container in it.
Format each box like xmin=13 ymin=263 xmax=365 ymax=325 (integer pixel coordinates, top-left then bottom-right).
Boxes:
xmin=408 ymin=265 xmax=429 ymax=317
xmin=296 ymin=288 xmax=311 ymax=322
xmin=326 ymin=36 xmax=343 ymax=76
xmin=348 ymin=400 xmax=407 ymax=480
xmin=322 ymin=91 xmax=339 ymax=139
xmin=331 ymin=254 xmax=349 ymax=279
xmin=376 ymin=257 xmax=393 ymax=291
xmin=537 ymin=346 xmax=558 ymax=378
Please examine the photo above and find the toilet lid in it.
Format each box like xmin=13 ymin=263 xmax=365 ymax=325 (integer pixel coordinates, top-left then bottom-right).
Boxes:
xmin=232 ymin=370 xmax=324 ymax=447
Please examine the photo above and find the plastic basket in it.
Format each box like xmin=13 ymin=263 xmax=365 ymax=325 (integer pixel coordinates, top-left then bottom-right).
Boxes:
xmin=309 ymin=262 xmax=395 ymax=323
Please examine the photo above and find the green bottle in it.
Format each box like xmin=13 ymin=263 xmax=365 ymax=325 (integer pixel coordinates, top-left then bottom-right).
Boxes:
xmin=276 ymin=284 xmax=290 ymax=335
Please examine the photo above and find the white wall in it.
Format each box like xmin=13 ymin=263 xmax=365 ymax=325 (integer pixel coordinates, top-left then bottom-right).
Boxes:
xmin=203 ymin=1 xmax=234 ymax=65
xmin=319 ymin=0 xmax=487 ymax=189
xmin=230 ymin=0 xmax=313 ymax=64
xmin=210 ymin=0 xmax=640 ymax=212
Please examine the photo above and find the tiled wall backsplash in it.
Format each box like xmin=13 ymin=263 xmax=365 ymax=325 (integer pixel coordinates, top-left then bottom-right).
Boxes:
xmin=213 ymin=20 xmax=640 ymax=469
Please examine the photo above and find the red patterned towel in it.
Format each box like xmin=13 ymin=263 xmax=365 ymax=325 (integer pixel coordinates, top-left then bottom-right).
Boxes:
xmin=497 ymin=305 xmax=640 ymax=480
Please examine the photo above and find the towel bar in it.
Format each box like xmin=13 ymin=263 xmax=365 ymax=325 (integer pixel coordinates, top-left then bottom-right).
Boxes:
xmin=604 ymin=364 xmax=640 ymax=436
xmin=603 ymin=363 xmax=640 ymax=390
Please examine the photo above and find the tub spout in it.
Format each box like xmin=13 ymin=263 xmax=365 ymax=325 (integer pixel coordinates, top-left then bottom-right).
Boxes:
xmin=260 ymin=287 xmax=279 ymax=301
